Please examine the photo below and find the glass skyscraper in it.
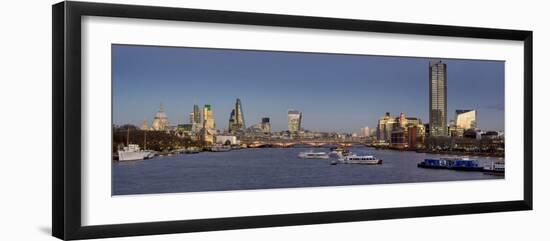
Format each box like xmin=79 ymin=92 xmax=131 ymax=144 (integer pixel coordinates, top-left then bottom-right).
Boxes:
xmin=455 ymin=109 xmax=477 ymax=130
xmin=287 ymin=110 xmax=302 ymax=133
xmin=192 ymin=104 xmax=201 ymax=124
xmin=228 ymin=98 xmax=245 ymax=133
xmin=429 ymin=60 xmax=447 ymax=137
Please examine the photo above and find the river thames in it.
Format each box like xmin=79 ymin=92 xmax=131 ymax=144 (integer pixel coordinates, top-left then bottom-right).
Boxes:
xmin=112 ymin=147 xmax=504 ymax=195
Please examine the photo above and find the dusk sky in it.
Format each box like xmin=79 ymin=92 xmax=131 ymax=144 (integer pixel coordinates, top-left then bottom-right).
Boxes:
xmin=112 ymin=44 xmax=504 ymax=133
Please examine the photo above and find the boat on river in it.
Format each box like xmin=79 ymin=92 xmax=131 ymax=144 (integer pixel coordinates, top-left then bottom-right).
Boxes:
xmin=118 ymin=144 xmax=154 ymax=161
xmin=417 ymin=157 xmax=483 ymax=171
xmin=334 ymin=154 xmax=382 ymax=165
xmin=116 ymin=126 xmax=154 ymax=161
xmin=329 ymin=147 xmax=351 ymax=157
xmin=298 ymin=151 xmax=330 ymax=159
xmin=483 ymin=161 xmax=505 ymax=176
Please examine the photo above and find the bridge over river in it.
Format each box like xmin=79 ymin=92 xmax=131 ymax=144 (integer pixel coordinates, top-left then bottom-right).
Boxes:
xmin=241 ymin=139 xmax=366 ymax=148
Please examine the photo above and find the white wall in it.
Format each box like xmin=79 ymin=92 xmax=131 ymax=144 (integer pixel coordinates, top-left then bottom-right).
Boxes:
xmin=0 ymin=0 xmax=547 ymax=240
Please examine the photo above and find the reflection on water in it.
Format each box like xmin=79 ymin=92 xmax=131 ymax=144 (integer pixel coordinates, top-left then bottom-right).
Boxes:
xmin=112 ymin=146 xmax=503 ymax=195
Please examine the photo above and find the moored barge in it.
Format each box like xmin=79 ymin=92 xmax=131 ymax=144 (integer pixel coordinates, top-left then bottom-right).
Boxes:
xmin=417 ymin=157 xmax=484 ymax=171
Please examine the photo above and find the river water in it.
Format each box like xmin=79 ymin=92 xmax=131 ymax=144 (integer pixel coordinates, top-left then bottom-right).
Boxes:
xmin=112 ymin=146 xmax=504 ymax=195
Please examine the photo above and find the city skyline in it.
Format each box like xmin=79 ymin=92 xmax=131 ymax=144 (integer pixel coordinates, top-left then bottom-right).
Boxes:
xmin=113 ymin=44 xmax=505 ymax=133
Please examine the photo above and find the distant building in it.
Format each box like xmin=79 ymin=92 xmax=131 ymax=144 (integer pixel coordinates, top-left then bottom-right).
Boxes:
xmin=390 ymin=127 xmax=407 ymax=149
xmin=370 ymin=128 xmax=377 ymax=137
xmin=186 ymin=104 xmax=202 ymax=134
xmin=424 ymin=123 xmax=430 ymax=137
xmin=463 ymin=129 xmax=479 ymax=139
xmin=405 ymin=117 xmax=422 ymax=126
xmin=377 ymin=112 xmax=424 ymax=141
xmin=216 ymin=135 xmax=239 ymax=145
xmin=287 ymin=110 xmax=302 ymax=133
xmin=140 ymin=119 xmax=148 ymax=130
xmin=247 ymin=117 xmax=272 ymax=135
xmin=449 ymin=110 xmax=477 ymax=137
xmin=361 ymin=126 xmax=370 ymax=137
xmin=407 ymin=125 xmax=419 ymax=150
xmin=377 ymin=112 xmax=398 ymax=141
xmin=203 ymin=104 xmax=215 ymax=130
xmin=192 ymin=104 xmax=201 ymax=124
xmin=200 ymin=128 xmax=216 ymax=144
xmin=189 ymin=112 xmax=195 ymax=125
xmin=429 ymin=60 xmax=448 ymax=137
xmin=260 ymin=117 xmax=271 ymax=133
xmin=201 ymin=104 xmax=216 ymax=144
xmin=152 ymin=103 xmax=169 ymax=131
xmin=481 ymin=131 xmax=499 ymax=139
xmin=176 ymin=124 xmax=194 ymax=138
xmin=399 ymin=112 xmax=407 ymax=128
xmin=455 ymin=109 xmax=477 ymax=129
xmin=379 ymin=112 xmax=424 ymax=148
xmin=228 ymin=98 xmax=245 ymax=133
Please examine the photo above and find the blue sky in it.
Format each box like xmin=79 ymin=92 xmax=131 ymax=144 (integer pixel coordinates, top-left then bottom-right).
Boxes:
xmin=112 ymin=44 xmax=504 ymax=133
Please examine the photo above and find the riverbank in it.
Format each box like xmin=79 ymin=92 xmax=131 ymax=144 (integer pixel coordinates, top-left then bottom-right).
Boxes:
xmin=415 ymin=149 xmax=504 ymax=158
xmin=367 ymin=144 xmax=504 ymax=158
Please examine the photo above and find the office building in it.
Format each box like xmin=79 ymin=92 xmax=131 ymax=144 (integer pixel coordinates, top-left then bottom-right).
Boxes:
xmin=377 ymin=112 xmax=398 ymax=141
xmin=203 ymin=104 xmax=215 ymax=130
xmin=455 ymin=109 xmax=477 ymax=130
xmin=228 ymin=98 xmax=246 ymax=133
xmin=361 ymin=126 xmax=370 ymax=137
xmin=429 ymin=60 xmax=448 ymax=136
xmin=189 ymin=104 xmax=201 ymax=124
xmin=287 ymin=110 xmax=302 ymax=133
xmin=260 ymin=117 xmax=271 ymax=133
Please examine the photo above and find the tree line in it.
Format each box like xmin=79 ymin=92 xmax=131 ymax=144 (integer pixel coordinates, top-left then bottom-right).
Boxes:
xmin=112 ymin=124 xmax=203 ymax=153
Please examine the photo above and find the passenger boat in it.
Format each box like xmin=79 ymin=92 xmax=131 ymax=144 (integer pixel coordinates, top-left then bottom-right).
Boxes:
xmin=118 ymin=144 xmax=154 ymax=161
xmin=483 ymin=161 xmax=505 ymax=176
xmin=298 ymin=151 xmax=330 ymax=159
xmin=329 ymin=147 xmax=351 ymax=157
xmin=417 ymin=157 xmax=483 ymax=171
xmin=335 ymin=155 xmax=382 ymax=165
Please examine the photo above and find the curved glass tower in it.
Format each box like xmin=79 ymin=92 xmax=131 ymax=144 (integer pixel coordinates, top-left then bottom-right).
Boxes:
xmin=228 ymin=98 xmax=245 ymax=133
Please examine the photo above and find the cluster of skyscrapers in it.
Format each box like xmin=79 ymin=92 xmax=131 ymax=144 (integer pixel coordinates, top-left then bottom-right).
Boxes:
xmin=140 ymin=98 xmax=308 ymax=145
xmin=138 ymin=59 xmax=493 ymax=148
xmin=373 ymin=60 xmax=485 ymax=149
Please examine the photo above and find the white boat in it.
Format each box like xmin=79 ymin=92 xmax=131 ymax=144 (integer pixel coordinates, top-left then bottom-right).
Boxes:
xmin=329 ymin=147 xmax=351 ymax=157
xmin=118 ymin=144 xmax=154 ymax=161
xmin=211 ymin=145 xmax=232 ymax=152
xmin=298 ymin=151 xmax=330 ymax=159
xmin=483 ymin=161 xmax=505 ymax=175
xmin=336 ymin=154 xmax=382 ymax=165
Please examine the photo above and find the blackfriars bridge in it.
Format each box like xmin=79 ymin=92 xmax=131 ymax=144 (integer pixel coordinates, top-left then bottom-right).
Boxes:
xmin=240 ymin=139 xmax=366 ymax=148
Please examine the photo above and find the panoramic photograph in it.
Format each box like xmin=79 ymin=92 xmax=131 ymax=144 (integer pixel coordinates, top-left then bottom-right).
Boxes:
xmin=111 ymin=44 xmax=505 ymax=196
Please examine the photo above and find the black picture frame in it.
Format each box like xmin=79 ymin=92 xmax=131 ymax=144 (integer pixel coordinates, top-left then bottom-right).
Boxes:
xmin=52 ymin=1 xmax=533 ymax=240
